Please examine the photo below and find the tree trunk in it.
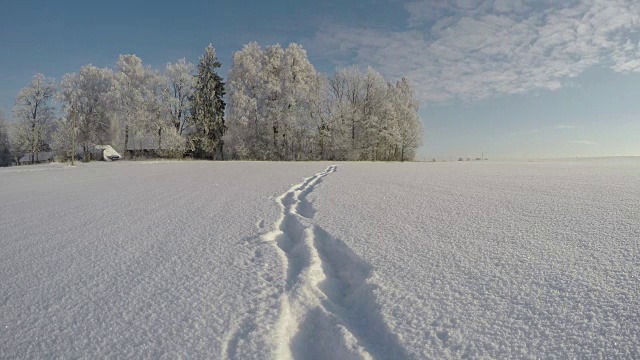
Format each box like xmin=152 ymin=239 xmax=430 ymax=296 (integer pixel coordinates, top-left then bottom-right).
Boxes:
xmin=282 ymin=132 xmax=287 ymax=161
xmin=31 ymin=122 xmax=36 ymax=164
xmin=175 ymin=110 xmax=182 ymax=134
xmin=83 ymin=142 xmax=90 ymax=162
xmin=319 ymin=129 xmax=325 ymax=160
xmin=272 ymin=123 xmax=278 ymax=159
xmin=352 ymin=121 xmax=356 ymax=142
xmin=124 ymin=125 xmax=129 ymax=159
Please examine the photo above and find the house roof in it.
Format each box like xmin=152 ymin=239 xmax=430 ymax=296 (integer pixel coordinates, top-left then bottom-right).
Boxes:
xmin=19 ymin=152 xmax=54 ymax=163
xmin=126 ymin=135 xmax=160 ymax=151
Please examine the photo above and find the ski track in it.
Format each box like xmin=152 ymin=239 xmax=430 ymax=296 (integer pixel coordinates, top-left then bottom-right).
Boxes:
xmin=258 ymin=165 xmax=409 ymax=360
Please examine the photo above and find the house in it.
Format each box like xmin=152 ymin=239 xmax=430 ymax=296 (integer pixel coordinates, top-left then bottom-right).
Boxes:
xmin=125 ymin=135 xmax=159 ymax=157
xmin=19 ymin=152 xmax=54 ymax=165
xmin=126 ymin=134 xmax=183 ymax=158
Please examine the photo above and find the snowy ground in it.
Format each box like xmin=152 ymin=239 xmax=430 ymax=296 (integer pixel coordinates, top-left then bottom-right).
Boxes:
xmin=1 ymin=160 xmax=638 ymax=359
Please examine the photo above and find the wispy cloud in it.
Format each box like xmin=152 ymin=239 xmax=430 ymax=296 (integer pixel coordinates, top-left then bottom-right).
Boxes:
xmin=569 ymin=140 xmax=598 ymax=145
xmin=556 ymin=125 xmax=577 ymax=129
xmin=311 ymin=0 xmax=640 ymax=102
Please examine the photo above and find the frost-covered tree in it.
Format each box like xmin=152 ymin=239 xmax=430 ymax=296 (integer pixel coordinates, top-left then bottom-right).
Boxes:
xmin=51 ymin=116 xmax=74 ymax=161
xmin=114 ymin=55 xmax=148 ymax=154
xmin=325 ymin=69 xmax=350 ymax=159
xmin=226 ymin=42 xmax=322 ymax=160
xmin=145 ymin=69 xmax=168 ymax=146
xmin=326 ymin=67 xmax=365 ymax=159
xmin=189 ymin=44 xmax=226 ymax=160
xmin=279 ymin=44 xmax=321 ymax=160
xmin=113 ymin=54 xmax=180 ymax=155
xmin=308 ymin=74 xmax=331 ymax=160
xmin=228 ymin=49 xmax=423 ymax=162
xmin=227 ymin=44 xmax=424 ymax=161
xmin=360 ymin=67 xmax=388 ymax=160
xmin=166 ymin=59 xmax=195 ymax=135
xmin=325 ymin=67 xmax=423 ymax=161
xmin=0 ymin=109 xmax=13 ymax=166
xmin=226 ymin=42 xmax=263 ymax=159
xmin=260 ymin=44 xmax=285 ymax=158
xmin=18 ymin=43 xmax=422 ymax=163
xmin=147 ymin=69 xmax=184 ymax=154
xmin=12 ymin=73 xmax=56 ymax=163
xmin=57 ymin=65 xmax=114 ymax=159
xmin=394 ymin=78 xmax=423 ymax=161
xmin=327 ymin=66 xmax=366 ymax=159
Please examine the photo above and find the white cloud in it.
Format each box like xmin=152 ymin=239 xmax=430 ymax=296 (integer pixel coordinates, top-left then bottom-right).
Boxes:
xmin=556 ymin=125 xmax=577 ymax=129
xmin=569 ymin=140 xmax=598 ymax=145
xmin=311 ymin=0 xmax=640 ymax=102
xmin=611 ymin=40 xmax=640 ymax=72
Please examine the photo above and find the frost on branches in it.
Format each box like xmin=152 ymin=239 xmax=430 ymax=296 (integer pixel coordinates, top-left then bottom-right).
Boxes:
xmin=189 ymin=44 xmax=226 ymax=160
xmin=5 ymin=42 xmax=423 ymax=164
xmin=226 ymin=42 xmax=423 ymax=161
xmin=0 ymin=109 xmax=13 ymax=166
xmin=12 ymin=74 xmax=57 ymax=163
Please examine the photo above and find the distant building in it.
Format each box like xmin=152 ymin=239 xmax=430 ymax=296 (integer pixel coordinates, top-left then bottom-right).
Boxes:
xmin=126 ymin=135 xmax=158 ymax=152
xmin=126 ymin=134 xmax=182 ymax=158
xmin=19 ymin=152 xmax=54 ymax=165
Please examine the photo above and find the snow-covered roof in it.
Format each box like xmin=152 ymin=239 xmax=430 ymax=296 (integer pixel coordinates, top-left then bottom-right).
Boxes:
xmin=95 ymin=145 xmax=121 ymax=159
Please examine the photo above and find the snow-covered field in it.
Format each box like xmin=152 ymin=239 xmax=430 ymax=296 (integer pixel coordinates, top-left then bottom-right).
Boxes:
xmin=1 ymin=160 xmax=638 ymax=359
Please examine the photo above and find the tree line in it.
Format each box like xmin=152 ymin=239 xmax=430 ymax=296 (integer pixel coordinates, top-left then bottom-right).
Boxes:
xmin=0 ymin=42 xmax=423 ymax=166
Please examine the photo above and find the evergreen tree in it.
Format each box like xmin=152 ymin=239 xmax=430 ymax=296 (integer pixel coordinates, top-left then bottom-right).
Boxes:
xmin=190 ymin=44 xmax=226 ymax=160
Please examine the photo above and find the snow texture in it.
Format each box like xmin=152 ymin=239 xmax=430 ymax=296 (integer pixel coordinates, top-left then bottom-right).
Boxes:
xmin=314 ymin=160 xmax=640 ymax=359
xmin=0 ymin=161 xmax=322 ymax=358
xmin=1 ymin=160 xmax=639 ymax=359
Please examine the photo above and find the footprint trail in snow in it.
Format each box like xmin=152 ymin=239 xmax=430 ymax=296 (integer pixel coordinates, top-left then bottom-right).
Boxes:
xmin=262 ymin=165 xmax=409 ymax=360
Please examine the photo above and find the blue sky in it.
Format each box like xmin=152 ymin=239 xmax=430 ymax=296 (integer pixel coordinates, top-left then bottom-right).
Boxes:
xmin=1 ymin=0 xmax=639 ymax=159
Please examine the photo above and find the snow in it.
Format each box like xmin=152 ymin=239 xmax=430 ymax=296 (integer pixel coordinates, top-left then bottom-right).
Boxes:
xmin=313 ymin=161 xmax=640 ymax=359
xmin=1 ymin=160 xmax=639 ymax=358
xmin=0 ymin=161 xmax=323 ymax=358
